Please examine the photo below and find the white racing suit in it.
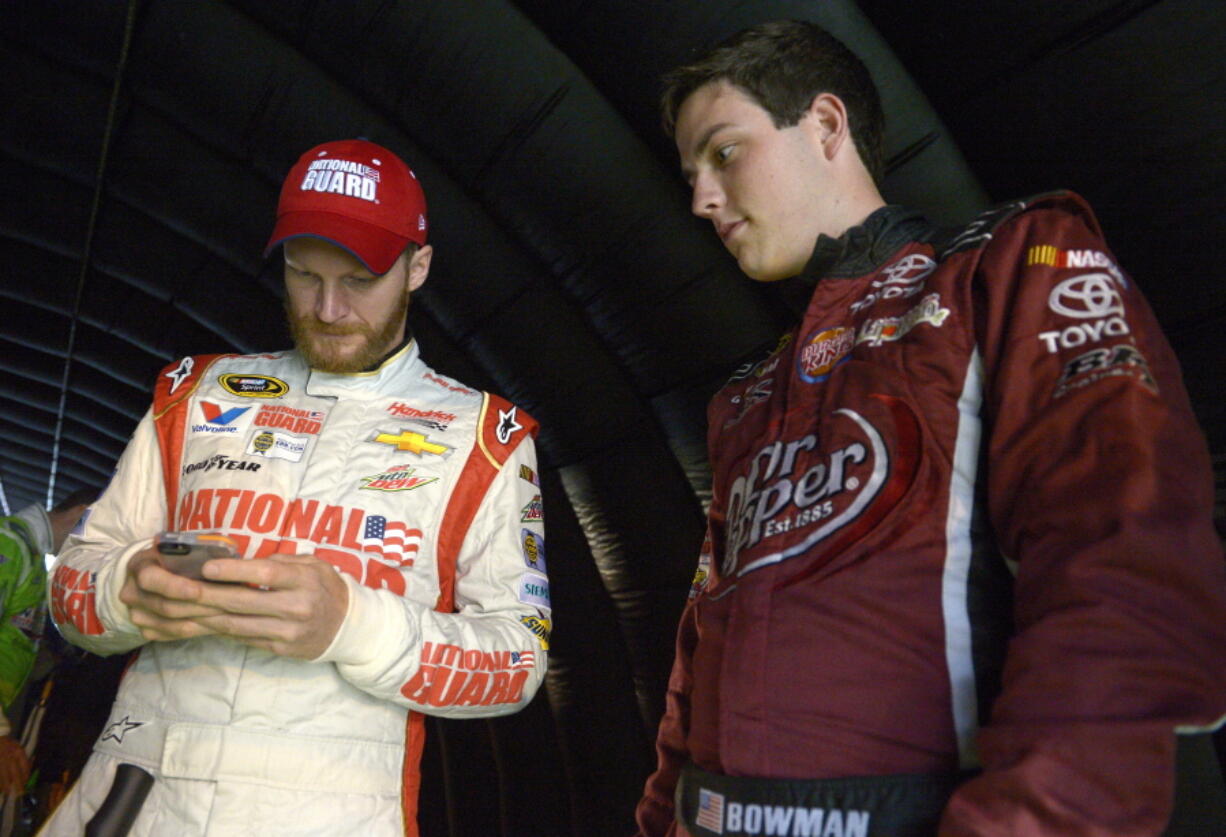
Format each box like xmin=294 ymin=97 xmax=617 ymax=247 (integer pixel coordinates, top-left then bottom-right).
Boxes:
xmin=43 ymin=342 xmax=551 ymax=836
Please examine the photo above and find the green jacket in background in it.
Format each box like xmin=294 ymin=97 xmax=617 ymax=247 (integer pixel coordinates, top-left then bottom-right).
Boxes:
xmin=0 ymin=505 xmax=52 ymax=736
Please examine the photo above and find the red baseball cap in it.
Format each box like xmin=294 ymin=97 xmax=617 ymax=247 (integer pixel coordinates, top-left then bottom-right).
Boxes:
xmin=265 ymin=139 xmax=428 ymax=275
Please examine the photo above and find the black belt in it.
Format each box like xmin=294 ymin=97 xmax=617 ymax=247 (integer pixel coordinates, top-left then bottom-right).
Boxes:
xmin=676 ymin=762 xmax=967 ymax=837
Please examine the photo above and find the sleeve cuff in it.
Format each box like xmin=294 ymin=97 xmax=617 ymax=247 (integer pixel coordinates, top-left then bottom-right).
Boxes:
xmin=97 ymin=538 xmax=153 ymax=632
xmin=313 ymin=574 xmax=415 ymax=672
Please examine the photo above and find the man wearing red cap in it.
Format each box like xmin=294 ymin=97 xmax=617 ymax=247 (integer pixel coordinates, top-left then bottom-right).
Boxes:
xmin=42 ymin=140 xmax=551 ymax=836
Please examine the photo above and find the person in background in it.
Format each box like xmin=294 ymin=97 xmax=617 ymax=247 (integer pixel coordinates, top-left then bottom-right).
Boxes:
xmin=40 ymin=139 xmax=551 ymax=836
xmin=0 ymin=489 xmax=94 ymax=797
xmin=637 ymin=19 xmax=1226 ymax=836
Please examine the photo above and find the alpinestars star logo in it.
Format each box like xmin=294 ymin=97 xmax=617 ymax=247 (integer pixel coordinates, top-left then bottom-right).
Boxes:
xmin=496 ymin=406 xmax=522 ymax=444
xmin=165 ymin=357 xmax=194 ymax=394
xmin=100 ymin=715 xmax=144 ymax=743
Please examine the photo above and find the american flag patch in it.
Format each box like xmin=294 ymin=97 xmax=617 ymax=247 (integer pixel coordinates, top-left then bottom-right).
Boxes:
xmin=509 ymin=650 xmax=535 ymax=669
xmin=695 ymin=788 xmax=724 ymax=833
xmin=362 ymin=515 xmax=422 ymax=567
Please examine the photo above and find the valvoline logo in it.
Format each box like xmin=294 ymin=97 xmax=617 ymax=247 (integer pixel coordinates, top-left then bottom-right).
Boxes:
xmin=192 ymin=401 xmax=252 ymax=434
xmin=202 ymin=401 xmax=250 ymax=426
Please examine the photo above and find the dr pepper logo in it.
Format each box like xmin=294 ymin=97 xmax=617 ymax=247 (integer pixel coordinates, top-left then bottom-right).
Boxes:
xmin=722 ymin=399 xmax=920 ymax=580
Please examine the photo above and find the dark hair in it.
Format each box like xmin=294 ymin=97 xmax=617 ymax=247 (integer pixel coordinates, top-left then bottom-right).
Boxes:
xmin=53 ymin=487 xmax=99 ymax=513
xmin=660 ymin=20 xmax=885 ymax=185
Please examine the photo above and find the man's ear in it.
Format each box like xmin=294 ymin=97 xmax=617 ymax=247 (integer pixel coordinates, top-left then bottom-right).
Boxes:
xmin=407 ymin=245 xmax=432 ymax=292
xmin=804 ymin=92 xmax=851 ymax=161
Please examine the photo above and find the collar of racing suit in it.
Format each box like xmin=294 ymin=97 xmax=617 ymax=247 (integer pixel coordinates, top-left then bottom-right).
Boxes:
xmin=360 ymin=332 xmax=413 ymax=373
xmin=304 ymin=336 xmax=425 ymax=399
xmin=775 ymin=204 xmax=936 ymax=319
xmin=806 ymin=204 xmax=935 ymax=280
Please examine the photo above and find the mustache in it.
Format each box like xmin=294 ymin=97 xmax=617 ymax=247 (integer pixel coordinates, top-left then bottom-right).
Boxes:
xmin=291 ymin=317 xmax=370 ymax=337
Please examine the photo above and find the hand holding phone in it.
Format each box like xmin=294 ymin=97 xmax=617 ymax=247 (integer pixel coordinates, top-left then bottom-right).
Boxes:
xmin=155 ymin=532 xmax=239 ymax=580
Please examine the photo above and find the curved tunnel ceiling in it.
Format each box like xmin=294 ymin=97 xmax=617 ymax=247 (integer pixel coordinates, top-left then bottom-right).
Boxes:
xmin=2 ymin=1 xmax=1223 ymax=834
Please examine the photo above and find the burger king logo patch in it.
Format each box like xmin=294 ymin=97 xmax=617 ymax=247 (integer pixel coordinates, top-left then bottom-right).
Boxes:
xmin=797 ymin=327 xmax=854 ymax=383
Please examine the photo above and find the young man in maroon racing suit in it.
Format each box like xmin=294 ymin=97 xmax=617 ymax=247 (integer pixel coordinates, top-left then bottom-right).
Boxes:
xmin=42 ymin=139 xmax=551 ymax=836
xmin=635 ymin=20 xmax=1226 ymax=837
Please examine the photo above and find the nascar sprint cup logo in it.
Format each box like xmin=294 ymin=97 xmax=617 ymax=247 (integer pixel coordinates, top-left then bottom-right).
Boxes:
xmin=724 ymin=408 xmax=888 ymax=577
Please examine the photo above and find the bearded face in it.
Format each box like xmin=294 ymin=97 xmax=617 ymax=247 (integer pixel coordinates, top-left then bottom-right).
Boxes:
xmin=285 ymin=280 xmax=409 ymax=373
xmin=281 ymin=237 xmax=428 ymax=373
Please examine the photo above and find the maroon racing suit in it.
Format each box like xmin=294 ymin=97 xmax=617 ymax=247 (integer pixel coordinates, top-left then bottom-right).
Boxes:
xmin=636 ymin=192 xmax=1226 ymax=836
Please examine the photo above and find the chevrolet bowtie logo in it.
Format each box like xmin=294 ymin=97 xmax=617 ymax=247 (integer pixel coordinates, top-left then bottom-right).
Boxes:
xmin=372 ymin=430 xmax=451 ymax=458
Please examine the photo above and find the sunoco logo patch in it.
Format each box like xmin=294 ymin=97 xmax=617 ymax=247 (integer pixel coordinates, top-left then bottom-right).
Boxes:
xmin=519 ymin=614 xmax=551 ymax=650
xmin=219 ymin=374 xmax=289 ymax=398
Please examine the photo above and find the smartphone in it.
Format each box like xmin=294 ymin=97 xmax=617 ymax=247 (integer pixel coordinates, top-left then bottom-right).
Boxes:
xmin=155 ymin=532 xmax=239 ymax=580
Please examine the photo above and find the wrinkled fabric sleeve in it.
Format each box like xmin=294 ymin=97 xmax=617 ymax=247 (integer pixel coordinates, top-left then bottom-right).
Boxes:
xmin=635 ymin=517 xmax=719 ymax=837
xmin=47 ymin=409 xmax=164 ymax=656
xmin=941 ymin=197 xmax=1226 ymax=834
xmin=319 ymin=431 xmax=549 ymax=718
xmin=634 ymin=597 xmax=696 ymax=837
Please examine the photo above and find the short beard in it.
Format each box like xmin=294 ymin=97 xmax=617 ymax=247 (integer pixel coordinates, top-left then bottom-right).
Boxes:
xmin=285 ymin=285 xmax=410 ymax=374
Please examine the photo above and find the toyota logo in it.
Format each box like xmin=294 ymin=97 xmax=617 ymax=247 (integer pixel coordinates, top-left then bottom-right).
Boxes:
xmin=1048 ymin=273 xmax=1125 ymax=319
xmin=878 ymin=253 xmax=936 ymax=286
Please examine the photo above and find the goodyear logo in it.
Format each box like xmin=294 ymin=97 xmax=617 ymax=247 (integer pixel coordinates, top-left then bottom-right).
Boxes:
xmin=519 ymin=614 xmax=551 ymax=650
xmin=219 ymin=373 xmax=289 ymax=398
